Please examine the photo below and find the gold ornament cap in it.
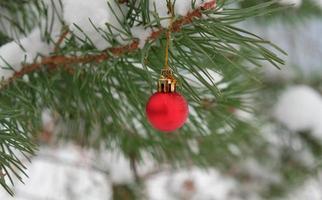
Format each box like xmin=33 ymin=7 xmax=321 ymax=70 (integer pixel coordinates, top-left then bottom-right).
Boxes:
xmin=157 ymin=68 xmax=177 ymax=93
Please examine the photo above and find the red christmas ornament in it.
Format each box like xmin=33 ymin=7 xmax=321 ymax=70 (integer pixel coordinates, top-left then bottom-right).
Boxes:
xmin=146 ymin=92 xmax=189 ymax=132
xmin=146 ymin=69 xmax=189 ymax=132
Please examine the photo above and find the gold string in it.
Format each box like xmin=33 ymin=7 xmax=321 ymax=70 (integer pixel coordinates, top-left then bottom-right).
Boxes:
xmin=164 ymin=0 xmax=175 ymax=70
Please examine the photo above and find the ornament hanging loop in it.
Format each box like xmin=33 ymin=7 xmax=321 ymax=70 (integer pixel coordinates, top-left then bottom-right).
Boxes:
xmin=158 ymin=69 xmax=177 ymax=93
xmin=158 ymin=0 xmax=176 ymax=93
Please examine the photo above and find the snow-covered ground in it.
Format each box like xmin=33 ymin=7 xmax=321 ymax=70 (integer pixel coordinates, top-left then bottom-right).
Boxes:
xmin=0 ymin=145 xmax=241 ymax=200
xmin=0 ymin=140 xmax=321 ymax=200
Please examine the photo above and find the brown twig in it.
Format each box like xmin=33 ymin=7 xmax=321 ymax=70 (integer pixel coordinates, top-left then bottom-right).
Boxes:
xmin=8 ymin=0 xmax=216 ymax=84
xmin=118 ymin=0 xmax=129 ymax=3
xmin=9 ymin=40 xmax=139 ymax=82
xmin=129 ymin=154 xmax=140 ymax=183
xmin=54 ymin=27 xmax=69 ymax=52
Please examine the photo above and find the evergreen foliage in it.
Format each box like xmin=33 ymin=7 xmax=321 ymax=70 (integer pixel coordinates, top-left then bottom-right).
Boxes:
xmin=0 ymin=0 xmax=287 ymax=196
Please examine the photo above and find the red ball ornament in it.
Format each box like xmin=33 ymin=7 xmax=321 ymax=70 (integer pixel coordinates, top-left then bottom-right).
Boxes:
xmin=146 ymin=92 xmax=189 ymax=132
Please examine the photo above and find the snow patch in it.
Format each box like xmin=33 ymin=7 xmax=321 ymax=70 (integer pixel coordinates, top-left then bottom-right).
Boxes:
xmin=0 ymin=28 xmax=54 ymax=80
xmin=183 ymin=69 xmax=223 ymax=88
xmin=130 ymin=26 xmax=153 ymax=49
xmin=312 ymin=0 xmax=322 ymax=8
xmin=149 ymin=0 xmax=213 ymax=27
xmin=146 ymin=167 xmax=237 ymax=200
xmin=0 ymin=145 xmax=112 ymax=200
xmin=273 ymin=85 xmax=322 ymax=140
xmin=286 ymin=172 xmax=322 ymax=200
xmin=63 ymin=0 xmax=127 ymax=50
xmin=278 ymin=0 xmax=302 ymax=8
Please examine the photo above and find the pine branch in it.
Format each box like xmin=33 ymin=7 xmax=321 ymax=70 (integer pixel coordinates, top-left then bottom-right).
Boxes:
xmin=0 ymin=1 xmax=287 ymax=196
xmin=3 ymin=0 xmax=217 ymax=86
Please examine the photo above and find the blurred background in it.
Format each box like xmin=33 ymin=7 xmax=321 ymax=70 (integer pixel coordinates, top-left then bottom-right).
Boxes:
xmin=1 ymin=0 xmax=322 ymax=199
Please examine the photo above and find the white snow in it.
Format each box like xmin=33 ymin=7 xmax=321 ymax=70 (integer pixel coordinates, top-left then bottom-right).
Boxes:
xmin=245 ymin=19 xmax=322 ymax=81
xmin=96 ymin=150 xmax=134 ymax=184
xmin=149 ymin=0 xmax=169 ymax=27
xmin=173 ymin=0 xmax=203 ymax=16
xmin=0 ymin=145 xmax=112 ymax=200
xmin=242 ymin=159 xmax=281 ymax=185
xmin=41 ymin=108 xmax=57 ymax=134
xmin=149 ymin=0 xmax=212 ymax=27
xmin=278 ymin=0 xmax=302 ymax=7
xmin=146 ymin=167 xmax=238 ymax=200
xmin=95 ymin=148 xmax=157 ymax=184
xmin=0 ymin=145 xmax=240 ymax=200
xmin=41 ymin=109 xmax=53 ymax=126
xmin=234 ymin=109 xmax=254 ymax=121
xmin=312 ymin=0 xmax=322 ymax=8
xmin=273 ymin=85 xmax=322 ymax=139
xmin=182 ymin=69 xmax=224 ymax=88
xmin=63 ymin=0 xmax=127 ymax=50
xmin=0 ymin=28 xmax=54 ymax=80
xmin=0 ymin=145 xmax=156 ymax=199
xmin=0 ymin=140 xmax=245 ymax=200
xmin=286 ymin=172 xmax=322 ymax=200
xmin=0 ymin=0 xmax=62 ymax=80
xmin=130 ymin=26 xmax=153 ymax=49
xmin=261 ymin=123 xmax=316 ymax=168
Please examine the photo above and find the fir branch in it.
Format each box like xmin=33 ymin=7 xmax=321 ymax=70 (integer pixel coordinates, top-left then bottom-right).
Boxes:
xmin=3 ymin=0 xmax=217 ymax=86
